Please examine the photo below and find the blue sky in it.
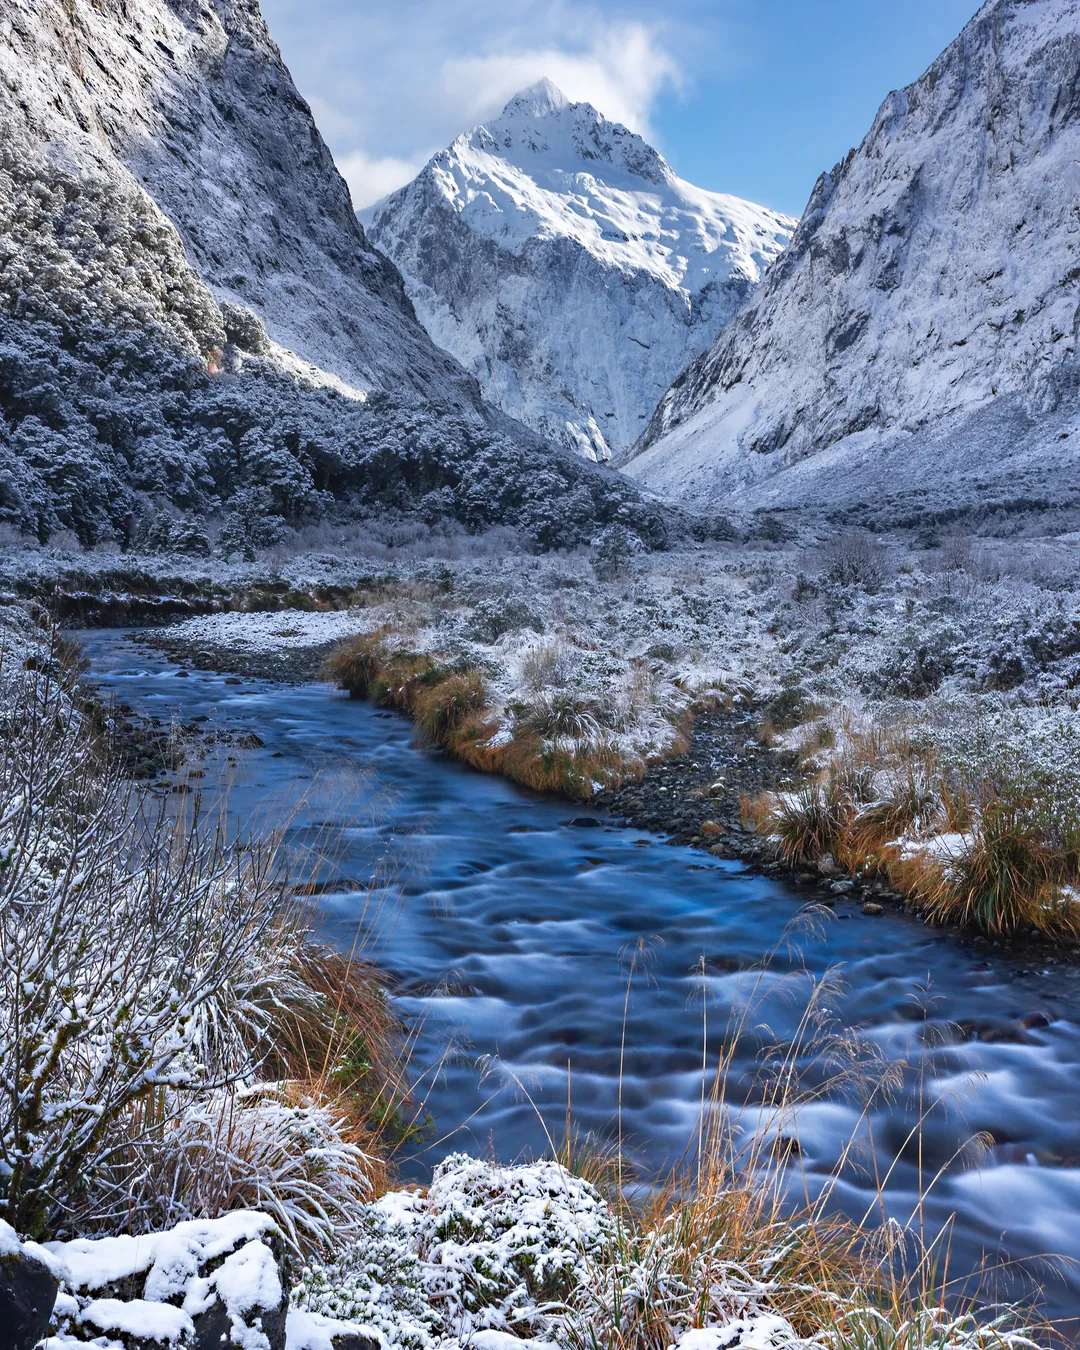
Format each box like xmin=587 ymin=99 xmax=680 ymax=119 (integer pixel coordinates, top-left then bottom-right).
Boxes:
xmin=261 ymin=0 xmax=979 ymax=217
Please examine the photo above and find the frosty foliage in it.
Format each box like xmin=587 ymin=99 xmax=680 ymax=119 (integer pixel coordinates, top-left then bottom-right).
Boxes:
xmin=293 ymin=1154 xmax=615 ymax=1346
xmin=291 ymin=1157 xmax=1040 ymax=1350
xmin=0 ymin=638 xmax=371 ymax=1243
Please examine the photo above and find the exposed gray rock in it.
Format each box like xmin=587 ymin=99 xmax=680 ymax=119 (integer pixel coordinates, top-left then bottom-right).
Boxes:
xmin=0 ymin=1221 xmax=60 ymax=1350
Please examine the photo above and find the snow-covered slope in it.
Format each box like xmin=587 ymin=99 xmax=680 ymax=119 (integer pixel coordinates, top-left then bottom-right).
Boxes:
xmin=364 ymin=80 xmax=794 ymax=460
xmin=623 ymin=0 xmax=1080 ymax=523
xmin=0 ymin=0 xmax=480 ymax=408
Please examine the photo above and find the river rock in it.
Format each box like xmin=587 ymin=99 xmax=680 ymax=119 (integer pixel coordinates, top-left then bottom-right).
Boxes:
xmin=861 ymin=902 xmax=885 ymax=916
xmin=46 ymin=1212 xmax=290 ymax=1350
xmin=0 ymin=1221 xmax=60 ymax=1350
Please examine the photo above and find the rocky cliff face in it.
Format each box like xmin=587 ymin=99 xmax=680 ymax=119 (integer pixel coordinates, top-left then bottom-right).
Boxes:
xmin=0 ymin=0 xmax=480 ymax=406
xmin=623 ymin=0 xmax=1080 ymax=523
xmin=364 ymin=80 xmax=793 ymax=460
xmin=0 ymin=1 xmax=673 ymax=551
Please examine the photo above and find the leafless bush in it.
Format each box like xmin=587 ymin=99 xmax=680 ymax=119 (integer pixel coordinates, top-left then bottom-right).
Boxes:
xmin=817 ymin=530 xmax=889 ymax=592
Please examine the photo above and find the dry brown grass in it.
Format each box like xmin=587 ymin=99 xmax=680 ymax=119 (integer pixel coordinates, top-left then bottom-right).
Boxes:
xmin=752 ymin=712 xmax=1080 ymax=943
xmin=323 ymin=634 xmax=647 ymax=800
xmin=259 ymin=942 xmax=417 ymax=1192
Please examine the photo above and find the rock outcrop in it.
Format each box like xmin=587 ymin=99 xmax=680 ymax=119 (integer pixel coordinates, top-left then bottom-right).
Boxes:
xmin=0 ymin=1221 xmax=60 ymax=1350
xmin=0 ymin=0 xmax=481 ymax=406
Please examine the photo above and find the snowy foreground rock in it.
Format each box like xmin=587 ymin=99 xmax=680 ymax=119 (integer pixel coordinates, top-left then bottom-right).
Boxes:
xmin=6 ymin=1156 xmax=802 ymax=1350
xmin=365 ymin=80 xmax=793 ymax=461
xmin=624 ymin=0 xmax=1080 ymax=524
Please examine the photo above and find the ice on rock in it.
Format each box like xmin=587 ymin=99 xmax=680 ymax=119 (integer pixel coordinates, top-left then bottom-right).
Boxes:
xmin=365 ymin=82 xmax=794 ymax=461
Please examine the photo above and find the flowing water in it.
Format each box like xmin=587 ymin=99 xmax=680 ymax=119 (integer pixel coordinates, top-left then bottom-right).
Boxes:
xmin=79 ymin=629 xmax=1080 ymax=1318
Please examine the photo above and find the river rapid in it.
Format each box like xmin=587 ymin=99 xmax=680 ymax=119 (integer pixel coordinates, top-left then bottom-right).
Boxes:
xmin=79 ymin=629 xmax=1080 ymax=1319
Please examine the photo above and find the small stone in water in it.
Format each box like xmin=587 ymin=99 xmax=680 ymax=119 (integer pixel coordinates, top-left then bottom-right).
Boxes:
xmin=861 ymin=902 xmax=885 ymax=916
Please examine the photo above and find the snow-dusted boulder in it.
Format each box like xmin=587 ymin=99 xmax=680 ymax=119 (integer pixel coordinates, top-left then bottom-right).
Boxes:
xmin=0 ymin=1220 xmax=61 ymax=1350
xmin=365 ymin=80 xmax=793 ymax=461
xmin=45 ymin=1212 xmax=290 ymax=1350
xmin=624 ymin=0 xmax=1080 ymax=526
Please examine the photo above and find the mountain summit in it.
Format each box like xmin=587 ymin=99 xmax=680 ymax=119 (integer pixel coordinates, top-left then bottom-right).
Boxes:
xmin=363 ymin=83 xmax=794 ymax=460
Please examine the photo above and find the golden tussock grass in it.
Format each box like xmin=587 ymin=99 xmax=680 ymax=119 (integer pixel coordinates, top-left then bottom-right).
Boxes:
xmin=322 ymin=632 xmax=649 ymax=800
xmin=751 ymin=713 xmax=1080 ymax=943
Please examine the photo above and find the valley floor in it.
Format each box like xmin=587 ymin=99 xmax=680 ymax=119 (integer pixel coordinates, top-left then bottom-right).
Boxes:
xmin=9 ymin=514 xmax=1075 ymax=944
xmin=2 ymin=521 xmax=1078 ymax=1346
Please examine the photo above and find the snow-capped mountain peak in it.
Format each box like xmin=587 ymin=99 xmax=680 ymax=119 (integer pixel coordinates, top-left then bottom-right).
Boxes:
xmin=364 ymin=86 xmax=794 ymax=460
xmin=472 ymin=78 xmax=671 ymax=188
xmin=500 ymin=76 xmax=571 ymax=119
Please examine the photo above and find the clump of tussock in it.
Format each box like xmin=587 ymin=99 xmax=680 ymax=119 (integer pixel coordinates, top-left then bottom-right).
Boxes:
xmin=514 ymin=688 xmax=608 ymax=746
xmin=324 ymin=632 xmax=645 ymax=799
xmin=754 ymin=704 xmax=1080 ymax=942
xmin=413 ymin=670 xmax=489 ymax=741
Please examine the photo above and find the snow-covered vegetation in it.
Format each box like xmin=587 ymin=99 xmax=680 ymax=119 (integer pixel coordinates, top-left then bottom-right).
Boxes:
xmin=114 ymin=517 xmax=1080 ymax=940
xmin=34 ymin=1143 xmax=1049 ymax=1350
xmin=0 ymin=6 xmax=673 ymax=556
xmin=0 ymin=621 xmax=409 ymax=1248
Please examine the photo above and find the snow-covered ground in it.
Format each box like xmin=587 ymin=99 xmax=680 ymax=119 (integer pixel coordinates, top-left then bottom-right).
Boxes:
xmin=56 ymin=518 xmax=1080 ymax=810
xmin=365 ymin=80 xmax=793 ymax=460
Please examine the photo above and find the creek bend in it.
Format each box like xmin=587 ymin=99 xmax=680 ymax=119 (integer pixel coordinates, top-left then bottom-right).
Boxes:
xmin=79 ymin=629 xmax=1080 ymax=1317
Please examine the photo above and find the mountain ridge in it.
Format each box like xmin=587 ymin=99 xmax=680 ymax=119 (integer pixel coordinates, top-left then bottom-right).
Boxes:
xmin=621 ymin=0 xmax=1080 ymax=523
xmin=0 ymin=0 xmax=483 ymax=409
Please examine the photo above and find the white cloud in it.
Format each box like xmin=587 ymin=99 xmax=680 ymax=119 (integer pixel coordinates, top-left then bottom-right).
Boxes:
xmin=337 ymin=148 xmax=431 ymax=211
xmin=261 ymin=0 xmax=692 ymax=203
xmin=440 ymin=22 xmax=683 ymax=140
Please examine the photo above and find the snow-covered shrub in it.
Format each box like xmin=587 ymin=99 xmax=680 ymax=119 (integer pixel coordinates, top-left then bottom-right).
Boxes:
xmin=419 ymin=1154 xmax=614 ymax=1337
xmin=294 ymin=1156 xmax=615 ymax=1345
xmin=291 ymin=1204 xmax=438 ymax=1350
xmin=0 ymin=644 xmax=380 ymax=1242
xmin=469 ymin=595 xmax=544 ymax=644
xmin=816 ymin=532 xmax=887 ymax=593
xmin=220 ymin=301 xmax=271 ymax=356
xmin=592 ymin=524 xmax=645 ymax=581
